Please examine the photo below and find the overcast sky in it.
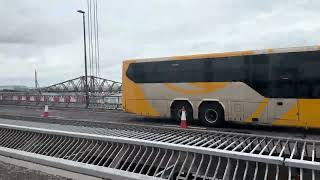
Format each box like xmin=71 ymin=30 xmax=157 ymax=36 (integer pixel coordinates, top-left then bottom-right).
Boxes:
xmin=1 ymin=0 xmax=320 ymax=87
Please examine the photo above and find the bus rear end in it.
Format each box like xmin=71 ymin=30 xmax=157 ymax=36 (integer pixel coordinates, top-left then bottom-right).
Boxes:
xmin=122 ymin=60 xmax=161 ymax=117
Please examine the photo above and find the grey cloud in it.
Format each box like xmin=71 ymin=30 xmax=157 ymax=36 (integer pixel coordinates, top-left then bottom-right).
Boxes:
xmin=0 ymin=0 xmax=81 ymax=59
xmin=0 ymin=23 xmax=73 ymax=45
xmin=1 ymin=0 xmax=320 ymax=87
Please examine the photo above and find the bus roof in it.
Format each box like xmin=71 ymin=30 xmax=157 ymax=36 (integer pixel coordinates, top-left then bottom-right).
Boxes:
xmin=125 ymin=45 xmax=320 ymax=63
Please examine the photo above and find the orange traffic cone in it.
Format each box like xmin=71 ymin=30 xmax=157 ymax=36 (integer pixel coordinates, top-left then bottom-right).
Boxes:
xmin=43 ymin=105 xmax=49 ymax=118
xmin=180 ymin=106 xmax=188 ymax=128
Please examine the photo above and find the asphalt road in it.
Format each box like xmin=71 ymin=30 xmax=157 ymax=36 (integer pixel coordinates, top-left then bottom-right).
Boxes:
xmin=0 ymin=105 xmax=138 ymax=122
xmin=0 ymin=161 xmax=68 ymax=180
xmin=0 ymin=105 xmax=319 ymax=140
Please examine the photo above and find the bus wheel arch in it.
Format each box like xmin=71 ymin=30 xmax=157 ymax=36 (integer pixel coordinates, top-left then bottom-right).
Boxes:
xmin=170 ymin=100 xmax=194 ymax=122
xmin=198 ymin=101 xmax=225 ymax=127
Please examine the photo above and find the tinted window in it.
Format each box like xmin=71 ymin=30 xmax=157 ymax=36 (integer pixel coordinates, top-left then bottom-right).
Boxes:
xmin=297 ymin=51 xmax=320 ymax=97
xmin=126 ymin=50 xmax=320 ymax=98
xmin=268 ymin=53 xmax=298 ymax=98
xmin=249 ymin=54 xmax=270 ymax=96
xmin=213 ymin=56 xmax=248 ymax=81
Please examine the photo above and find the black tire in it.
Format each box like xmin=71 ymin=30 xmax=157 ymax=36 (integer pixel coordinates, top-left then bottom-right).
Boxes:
xmin=171 ymin=102 xmax=193 ymax=123
xmin=199 ymin=103 xmax=224 ymax=127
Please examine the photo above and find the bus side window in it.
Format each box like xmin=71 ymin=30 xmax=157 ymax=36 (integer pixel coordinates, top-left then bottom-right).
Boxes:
xmin=298 ymin=52 xmax=320 ymax=98
xmin=269 ymin=53 xmax=298 ymax=98
xmin=212 ymin=56 xmax=247 ymax=82
xmin=249 ymin=54 xmax=270 ymax=97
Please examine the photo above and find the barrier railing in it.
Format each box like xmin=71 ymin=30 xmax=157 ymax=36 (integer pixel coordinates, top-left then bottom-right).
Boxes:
xmin=0 ymin=122 xmax=319 ymax=180
xmin=0 ymin=93 xmax=121 ymax=110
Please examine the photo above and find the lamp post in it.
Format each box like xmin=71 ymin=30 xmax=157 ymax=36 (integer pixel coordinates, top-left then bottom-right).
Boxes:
xmin=77 ymin=10 xmax=89 ymax=108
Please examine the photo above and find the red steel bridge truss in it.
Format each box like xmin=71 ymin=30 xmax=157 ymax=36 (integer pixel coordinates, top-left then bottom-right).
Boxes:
xmin=0 ymin=76 xmax=122 ymax=109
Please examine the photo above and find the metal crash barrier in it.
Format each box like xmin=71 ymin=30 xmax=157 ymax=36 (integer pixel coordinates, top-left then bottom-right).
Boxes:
xmin=0 ymin=93 xmax=121 ymax=110
xmin=0 ymin=123 xmax=318 ymax=179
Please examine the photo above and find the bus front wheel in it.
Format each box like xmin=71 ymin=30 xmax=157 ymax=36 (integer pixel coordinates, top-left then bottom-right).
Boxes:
xmin=199 ymin=103 xmax=224 ymax=127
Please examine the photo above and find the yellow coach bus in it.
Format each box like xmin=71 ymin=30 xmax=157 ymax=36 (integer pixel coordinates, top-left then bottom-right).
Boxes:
xmin=122 ymin=46 xmax=320 ymax=128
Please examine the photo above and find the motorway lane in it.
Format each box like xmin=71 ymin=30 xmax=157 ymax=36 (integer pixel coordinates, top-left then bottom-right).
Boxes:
xmin=0 ymin=105 xmax=144 ymax=123
xmin=0 ymin=105 xmax=319 ymax=140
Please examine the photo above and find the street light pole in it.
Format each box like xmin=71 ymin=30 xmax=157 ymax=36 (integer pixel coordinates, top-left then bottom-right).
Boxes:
xmin=77 ymin=10 xmax=89 ymax=108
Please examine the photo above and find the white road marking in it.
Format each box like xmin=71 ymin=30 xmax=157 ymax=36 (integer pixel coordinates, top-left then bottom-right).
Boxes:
xmin=162 ymin=124 xmax=207 ymax=130
xmin=47 ymin=116 xmax=65 ymax=119
xmin=188 ymin=126 xmax=207 ymax=130
xmin=162 ymin=125 xmax=179 ymax=127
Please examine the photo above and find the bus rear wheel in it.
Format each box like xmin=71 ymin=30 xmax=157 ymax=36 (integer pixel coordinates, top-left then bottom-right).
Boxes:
xmin=171 ymin=102 xmax=193 ymax=123
xmin=199 ymin=103 xmax=224 ymax=127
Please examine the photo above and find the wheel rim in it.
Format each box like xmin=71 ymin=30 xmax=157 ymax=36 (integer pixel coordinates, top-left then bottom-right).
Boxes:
xmin=205 ymin=109 xmax=218 ymax=123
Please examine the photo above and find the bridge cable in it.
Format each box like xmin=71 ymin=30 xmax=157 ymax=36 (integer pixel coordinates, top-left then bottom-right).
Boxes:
xmin=86 ymin=0 xmax=92 ymax=76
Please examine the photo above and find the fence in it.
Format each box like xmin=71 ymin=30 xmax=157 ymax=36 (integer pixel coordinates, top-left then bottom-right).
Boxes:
xmin=0 ymin=93 xmax=122 ymax=110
